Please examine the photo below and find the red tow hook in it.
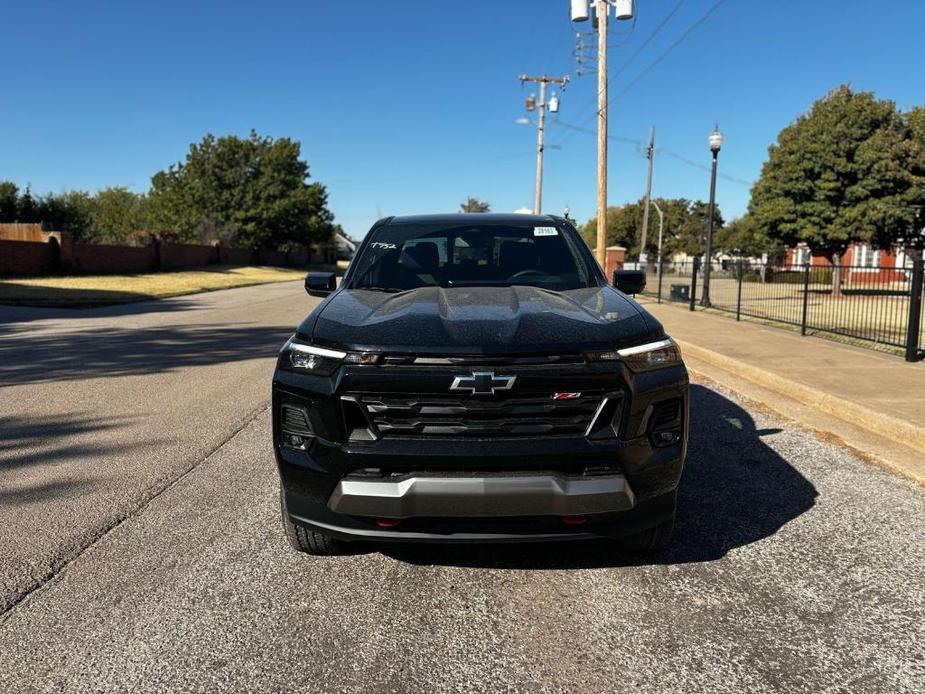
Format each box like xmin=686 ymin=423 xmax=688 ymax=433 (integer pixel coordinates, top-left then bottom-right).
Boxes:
xmin=561 ymin=515 xmax=589 ymax=526
xmin=376 ymin=518 xmax=402 ymax=528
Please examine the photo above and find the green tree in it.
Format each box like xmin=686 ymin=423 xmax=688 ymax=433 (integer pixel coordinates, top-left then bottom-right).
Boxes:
xmin=0 ymin=181 xmax=19 ymax=222
xmin=713 ymin=215 xmax=776 ymax=258
xmin=905 ymin=106 xmax=925 ymax=250
xmin=460 ymin=197 xmax=491 ymax=213
xmin=579 ymin=198 xmax=724 ymax=259
xmin=36 ymin=190 xmax=93 ymax=238
xmin=749 ymin=85 xmax=925 ymax=281
xmin=81 ymin=187 xmax=150 ymax=245
xmin=657 ymin=200 xmax=725 ymax=258
xmin=579 ymin=201 xmax=643 ymax=252
xmin=16 ymin=187 xmax=39 ymax=222
xmin=148 ymin=131 xmax=335 ymax=248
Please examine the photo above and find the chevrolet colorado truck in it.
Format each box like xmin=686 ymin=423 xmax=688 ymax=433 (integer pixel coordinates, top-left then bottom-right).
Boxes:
xmin=273 ymin=214 xmax=688 ymax=555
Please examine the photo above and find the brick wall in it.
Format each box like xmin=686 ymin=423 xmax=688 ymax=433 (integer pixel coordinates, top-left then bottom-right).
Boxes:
xmin=258 ymin=249 xmax=288 ymax=266
xmin=286 ymin=248 xmax=308 ymax=266
xmin=0 ymin=239 xmax=58 ymax=276
xmin=603 ymin=247 xmax=626 ymax=281
xmin=71 ymin=243 xmax=157 ymax=274
xmin=1 ymin=233 xmax=323 ymax=277
xmin=219 ymin=246 xmax=257 ymax=265
xmin=161 ymin=243 xmax=218 ymax=270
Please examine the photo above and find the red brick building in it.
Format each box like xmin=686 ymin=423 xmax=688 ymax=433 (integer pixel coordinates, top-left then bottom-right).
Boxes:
xmin=784 ymin=242 xmax=913 ymax=283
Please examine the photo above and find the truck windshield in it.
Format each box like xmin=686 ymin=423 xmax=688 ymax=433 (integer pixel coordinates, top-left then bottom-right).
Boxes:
xmin=348 ymin=222 xmax=597 ymax=292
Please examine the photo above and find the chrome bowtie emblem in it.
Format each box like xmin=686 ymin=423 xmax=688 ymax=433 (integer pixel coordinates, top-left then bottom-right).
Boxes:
xmin=450 ymin=371 xmax=516 ymax=395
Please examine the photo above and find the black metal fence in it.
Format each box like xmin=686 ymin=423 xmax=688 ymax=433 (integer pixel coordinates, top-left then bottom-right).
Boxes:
xmin=643 ymin=257 xmax=925 ymax=362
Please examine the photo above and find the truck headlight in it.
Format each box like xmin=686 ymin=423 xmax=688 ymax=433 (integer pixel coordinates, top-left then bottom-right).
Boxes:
xmin=586 ymin=338 xmax=682 ymax=373
xmin=618 ymin=338 xmax=682 ymax=372
xmin=280 ymin=337 xmax=377 ymax=375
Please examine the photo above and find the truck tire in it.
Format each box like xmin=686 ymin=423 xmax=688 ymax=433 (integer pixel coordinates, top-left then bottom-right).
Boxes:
xmin=280 ymin=488 xmax=346 ymax=556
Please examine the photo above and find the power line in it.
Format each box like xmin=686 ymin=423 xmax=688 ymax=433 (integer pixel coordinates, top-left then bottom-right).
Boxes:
xmin=614 ymin=0 xmax=730 ymax=99
xmin=554 ymin=0 xmax=728 ymax=148
xmin=552 ymin=119 xmax=753 ymax=187
xmin=557 ymin=0 xmax=688 ymax=146
xmin=656 ymin=147 xmax=753 ymax=186
xmin=611 ymin=0 xmax=688 ymax=81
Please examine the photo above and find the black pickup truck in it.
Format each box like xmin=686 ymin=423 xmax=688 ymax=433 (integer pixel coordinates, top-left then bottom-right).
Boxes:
xmin=273 ymin=214 xmax=688 ymax=555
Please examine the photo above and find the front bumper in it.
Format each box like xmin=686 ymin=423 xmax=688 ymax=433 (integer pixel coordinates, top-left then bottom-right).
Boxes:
xmin=287 ymin=489 xmax=677 ymax=544
xmin=328 ymin=471 xmax=635 ymax=518
xmin=274 ymin=360 xmax=688 ymax=543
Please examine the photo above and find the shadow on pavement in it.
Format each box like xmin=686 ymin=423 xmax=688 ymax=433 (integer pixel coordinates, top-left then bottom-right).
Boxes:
xmin=0 ymin=412 xmax=149 ymax=505
xmin=0 ymin=296 xmax=202 ymax=332
xmin=0 ymin=323 xmax=295 ymax=385
xmin=381 ymin=384 xmax=818 ymax=569
xmin=0 ymin=283 xmax=166 ymax=310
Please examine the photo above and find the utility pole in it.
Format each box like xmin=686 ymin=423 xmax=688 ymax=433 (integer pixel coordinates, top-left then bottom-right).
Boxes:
xmin=595 ymin=0 xmax=608 ymax=267
xmin=519 ymin=74 xmax=569 ymax=215
xmin=570 ymin=0 xmax=634 ymax=267
xmin=639 ymin=125 xmax=655 ymax=270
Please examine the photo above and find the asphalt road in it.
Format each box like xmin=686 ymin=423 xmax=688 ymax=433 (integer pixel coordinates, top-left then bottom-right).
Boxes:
xmin=1 ymin=282 xmax=924 ymax=693
xmin=0 ymin=281 xmax=312 ymax=613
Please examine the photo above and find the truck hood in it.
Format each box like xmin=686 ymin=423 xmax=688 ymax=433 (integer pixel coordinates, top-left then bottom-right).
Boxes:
xmin=302 ymin=285 xmax=663 ymax=355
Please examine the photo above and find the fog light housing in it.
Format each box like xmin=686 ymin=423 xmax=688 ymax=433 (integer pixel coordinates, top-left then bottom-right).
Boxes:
xmin=653 ymin=430 xmax=680 ymax=447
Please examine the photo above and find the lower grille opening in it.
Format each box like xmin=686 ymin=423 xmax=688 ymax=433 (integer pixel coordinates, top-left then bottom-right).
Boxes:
xmin=648 ymin=398 xmax=683 ymax=447
xmin=281 ymin=404 xmax=313 ymax=436
xmin=650 ymin=398 xmax=682 ymax=430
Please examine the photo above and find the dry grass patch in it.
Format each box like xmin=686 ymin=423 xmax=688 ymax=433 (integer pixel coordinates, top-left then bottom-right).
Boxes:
xmin=0 ymin=265 xmax=308 ymax=307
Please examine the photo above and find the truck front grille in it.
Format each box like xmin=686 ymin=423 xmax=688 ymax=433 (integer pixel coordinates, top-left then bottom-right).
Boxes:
xmin=348 ymin=393 xmax=606 ymax=438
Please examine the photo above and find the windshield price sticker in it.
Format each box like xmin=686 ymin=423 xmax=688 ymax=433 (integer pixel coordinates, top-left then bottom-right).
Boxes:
xmin=534 ymin=226 xmax=558 ymax=236
xmin=370 ymin=242 xmax=397 ymax=250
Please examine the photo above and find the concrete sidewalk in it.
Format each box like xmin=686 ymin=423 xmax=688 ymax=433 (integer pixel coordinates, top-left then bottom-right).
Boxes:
xmin=638 ymin=298 xmax=925 ymax=483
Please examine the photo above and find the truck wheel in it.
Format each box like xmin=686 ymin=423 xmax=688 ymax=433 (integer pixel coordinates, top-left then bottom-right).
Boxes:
xmin=279 ymin=488 xmax=346 ymax=556
xmin=617 ymin=513 xmax=676 ymax=556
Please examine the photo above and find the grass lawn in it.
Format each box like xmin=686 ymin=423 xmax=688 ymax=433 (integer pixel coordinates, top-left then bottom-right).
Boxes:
xmin=648 ymin=272 xmax=918 ymax=354
xmin=0 ymin=265 xmax=310 ymax=308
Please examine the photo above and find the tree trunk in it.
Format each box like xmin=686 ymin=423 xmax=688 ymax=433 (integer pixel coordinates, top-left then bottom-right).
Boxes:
xmin=831 ymin=251 xmax=843 ymax=298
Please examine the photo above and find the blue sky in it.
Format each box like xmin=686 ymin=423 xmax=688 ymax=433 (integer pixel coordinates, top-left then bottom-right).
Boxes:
xmin=3 ymin=1 xmax=924 ymax=238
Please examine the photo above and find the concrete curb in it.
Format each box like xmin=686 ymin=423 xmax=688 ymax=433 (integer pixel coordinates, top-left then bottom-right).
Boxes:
xmin=676 ymin=339 xmax=925 ymax=455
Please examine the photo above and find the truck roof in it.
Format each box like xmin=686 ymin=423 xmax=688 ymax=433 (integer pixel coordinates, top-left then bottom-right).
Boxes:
xmin=384 ymin=213 xmax=565 ymax=226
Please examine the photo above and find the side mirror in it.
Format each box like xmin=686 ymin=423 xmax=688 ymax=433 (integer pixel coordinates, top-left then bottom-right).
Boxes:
xmin=305 ymin=272 xmax=337 ymax=297
xmin=613 ymin=269 xmax=646 ymax=295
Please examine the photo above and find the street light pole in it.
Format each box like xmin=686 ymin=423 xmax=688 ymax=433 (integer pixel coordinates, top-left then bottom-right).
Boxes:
xmin=700 ymin=125 xmax=724 ymax=307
